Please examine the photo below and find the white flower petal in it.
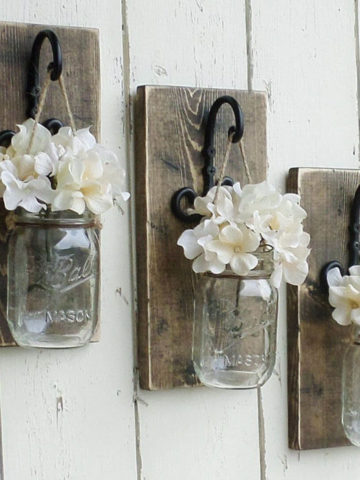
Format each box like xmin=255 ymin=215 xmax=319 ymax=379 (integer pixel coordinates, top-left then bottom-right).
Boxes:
xmin=75 ymin=127 xmax=96 ymax=150
xmin=283 ymin=260 xmax=308 ymax=286
xmin=349 ymin=266 xmax=360 ymax=277
xmin=332 ymin=305 xmax=352 ymax=326
xmin=1 ymin=171 xmax=53 ymax=213
xmin=34 ymin=152 xmax=58 ymax=177
xmin=192 ymin=252 xmax=225 ymax=274
xmin=327 ymin=267 xmax=343 ymax=288
xmin=230 ymin=253 xmax=258 ymax=276
xmin=177 ymin=230 xmax=203 ymax=260
xmin=206 ymin=240 xmax=233 ymax=264
xmin=12 ymin=119 xmax=51 ymax=155
xmin=220 ymin=224 xmax=243 ymax=245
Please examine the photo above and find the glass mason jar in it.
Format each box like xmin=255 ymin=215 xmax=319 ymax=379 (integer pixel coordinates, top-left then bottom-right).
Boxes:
xmin=342 ymin=326 xmax=360 ymax=446
xmin=192 ymin=246 xmax=278 ymax=389
xmin=7 ymin=209 xmax=100 ymax=348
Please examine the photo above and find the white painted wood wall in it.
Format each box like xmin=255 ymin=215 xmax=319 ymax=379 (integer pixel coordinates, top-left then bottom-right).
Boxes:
xmin=0 ymin=1 xmax=360 ymax=479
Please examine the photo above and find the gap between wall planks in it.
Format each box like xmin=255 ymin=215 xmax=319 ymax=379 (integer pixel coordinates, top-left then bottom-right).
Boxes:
xmin=135 ymin=85 xmax=267 ymax=390
xmin=0 ymin=22 xmax=100 ymax=346
xmin=287 ymin=168 xmax=360 ymax=450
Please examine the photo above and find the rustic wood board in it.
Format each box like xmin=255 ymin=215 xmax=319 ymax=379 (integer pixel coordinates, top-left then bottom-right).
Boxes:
xmin=0 ymin=22 xmax=100 ymax=345
xmin=287 ymin=168 xmax=360 ymax=450
xmin=135 ymin=85 xmax=267 ymax=390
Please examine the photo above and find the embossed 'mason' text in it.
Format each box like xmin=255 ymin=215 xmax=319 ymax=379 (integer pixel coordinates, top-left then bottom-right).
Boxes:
xmin=46 ymin=309 xmax=91 ymax=324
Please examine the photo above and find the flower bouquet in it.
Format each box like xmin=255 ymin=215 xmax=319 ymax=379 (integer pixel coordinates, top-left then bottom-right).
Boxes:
xmin=178 ymin=180 xmax=310 ymax=288
xmin=0 ymin=118 xmax=129 ymax=214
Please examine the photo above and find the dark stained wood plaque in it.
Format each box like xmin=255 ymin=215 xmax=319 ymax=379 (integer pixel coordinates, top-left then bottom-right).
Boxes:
xmin=135 ymin=85 xmax=267 ymax=390
xmin=287 ymin=168 xmax=360 ymax=449
xmin=0 ymin=22 xmax=100 ymax=345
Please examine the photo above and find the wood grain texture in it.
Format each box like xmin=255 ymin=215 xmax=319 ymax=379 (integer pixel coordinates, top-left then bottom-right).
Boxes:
xmin=0 ymin=22 xmax=100 ymax=345
xmin=287 ymin=167 xmax=360 ymax=450
xmin=135 ymin=85 xmax=267 ymax=390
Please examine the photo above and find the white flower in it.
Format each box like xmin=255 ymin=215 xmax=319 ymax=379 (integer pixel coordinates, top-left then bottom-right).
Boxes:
xmin=269 ymin=226 xmax=310 ymax=288
xmin=236 ymin=181 xmax=309 ymax=286
xmin=52 ymin=126 xmax=96 ymax=156
xmin=327 ymin=266 xmax=360 ymax=326
xmin=238 ymin=181 xmax=282 ymax=225
xmin=52 ymin=156 xmax=112 ymax=215
xmin=191 ymin=183 xmax=242 ymax=224
xmin=240 ymin=181 xmax=307 ymax=235
xmin=0 ymin=120 xmax=61 ymax=213
xmin=0 ymin=120 xmax=129 ymax=214
xmin=1 ymin=170 xmax=53 ymax=212
xmin=0 ymin=154 xmax=54 ymax=212
xmin=52 ymin=127 xmax=129 ymax=214
xmin=177 ymin=219 xmax=225 ymax=274
xmin=176 ymin=179 xmax=310 ymax=284
xmin=206 ymin=224 xmax=260 ymax=275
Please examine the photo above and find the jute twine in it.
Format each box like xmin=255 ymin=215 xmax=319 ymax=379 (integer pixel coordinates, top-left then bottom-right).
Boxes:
xmin=7 ymin=71 xmax=102 ymax=230
xmin=213 ymin=134 xmax=253 ymax=206
xmin=27 ymin=71 xmax=77 ymax=155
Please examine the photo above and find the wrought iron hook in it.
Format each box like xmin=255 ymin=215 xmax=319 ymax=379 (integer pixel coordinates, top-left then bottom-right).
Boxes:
xmin=202 ymin=95 xmax=244 ymax=193
xmin=0 ymin=30 xmax=64 ymax=149
xmin=171 ymin=95 xmax=244 ymax=223
xmin=321 ymin=184 xmax=360 ymax=291
xmin=27 ymin=29 xmax=63 ymax=119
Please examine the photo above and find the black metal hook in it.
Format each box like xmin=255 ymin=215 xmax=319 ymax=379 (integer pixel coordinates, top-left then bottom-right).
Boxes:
xmin=0 ymin=130 xmax=16 ymax=148
xmin=27 ymin=29 xmax=63 ymax=119
xmin=321 ymin=184 xmax=360 ymax=291
xmin=0 ymin=31 xmax=64 ymax=150
xmin=171 ymin=95 xmax=244 ymax=223
xmin=41 ymin=118 xmax=64 ymax=135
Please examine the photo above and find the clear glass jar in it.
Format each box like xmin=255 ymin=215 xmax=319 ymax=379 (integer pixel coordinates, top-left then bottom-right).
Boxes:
xmin=7 ymin=209 xmax=100 ymax=348
xmin=192 ymin=247 xmax=278 ymax=389
xmin=342 ymin=326 xmax=360 ymax=446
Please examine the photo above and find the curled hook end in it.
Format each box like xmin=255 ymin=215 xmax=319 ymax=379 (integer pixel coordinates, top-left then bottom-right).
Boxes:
xmin=27 ymin=29 xmax=63 ymax=118
xmin=228 ymin=124 xmax=243 ymax=143
xmin=171 ymin=187 xmax=202 ymax=223
xmin=320 ymin=261 xmax=344 ymax=294
xmin=0 ymin=130 xmax=15 ymax=148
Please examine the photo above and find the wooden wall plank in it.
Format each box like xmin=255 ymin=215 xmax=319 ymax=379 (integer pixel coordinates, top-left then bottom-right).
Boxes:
xmin=135 ymin=85 xmax=267 ymax=391
xmin=287 ymin=167 xmax=360 ymax=450
xmin=0 ymin=22 xmax=100 ymax=346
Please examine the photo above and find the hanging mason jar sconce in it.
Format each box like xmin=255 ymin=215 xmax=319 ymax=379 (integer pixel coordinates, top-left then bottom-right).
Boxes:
xmin=323 ymin=185 xmax=360 ymax=446
xmin=171 ymin=96 xmax=310 ymax=389
xmin=0 ymin=29 xmax=129 ymax=348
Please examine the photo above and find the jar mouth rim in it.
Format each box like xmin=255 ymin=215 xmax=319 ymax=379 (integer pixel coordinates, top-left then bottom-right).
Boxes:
xmin=12 ymin=208 xmax=98 ymax=226
xmin=201 ymin=271 xmax=272 ymax=280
